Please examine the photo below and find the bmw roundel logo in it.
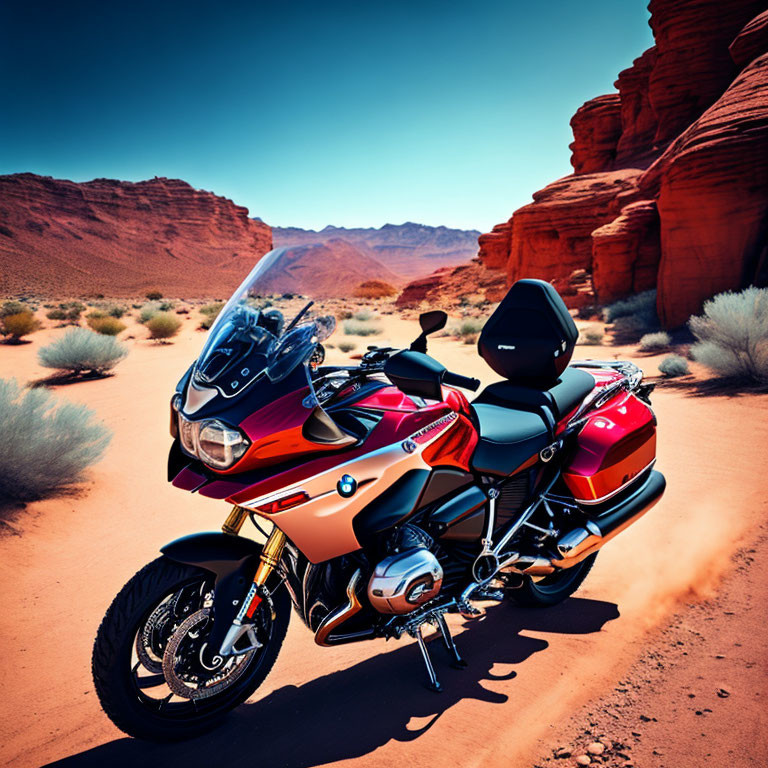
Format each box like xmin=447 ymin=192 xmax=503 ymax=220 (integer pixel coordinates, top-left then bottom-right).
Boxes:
xmin=337 ymin=474 xmax=357 ymax=498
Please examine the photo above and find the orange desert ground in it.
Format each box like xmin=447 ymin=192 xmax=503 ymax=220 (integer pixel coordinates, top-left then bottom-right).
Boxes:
xmin=1 ymin=306 xmax=767 ymax=768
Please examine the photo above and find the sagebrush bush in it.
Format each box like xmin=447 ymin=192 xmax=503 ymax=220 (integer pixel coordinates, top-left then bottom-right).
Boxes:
xmin=353 ymin=280 xmax=397 ymax=299
xmin=688 ymin=287 xmax=768 ymax=384
xmin=352 ymin=309 xmax=373 ymax=321
xmin=106 ymin=304 xmax=127 ymax=318
xmin=38 ymin=328 xmax=127 ymax=374
xmin=343 ymin=319 xmax=381 ymax=336
xmin=146 ymin=312 xmax=182 ymax=340
xmin=87 ymin=315 xmax=126 ymax=336
xmin=139 ymin=301 xmax=161 ymax=324
xmin=337 ymin=341 xmax=356 ymax=353
xmin=199 ymin=302 xmax=224 ymax=329
xmin=1 ymin=310 xmax=41 ymax=341
xmin=639 ymin=331 xmax=672 ymax=352
xmin=602 ymin=290 xmax=658 ymax=324
xmin=457 ymin=318 xmax=484 ymax=337
xmin=1 ymin=300 xmax=29 ymax=317
xmin=0 ymin=378 xmax=111 ymax=501
xmin=146 ymin=290 xmax=163 ymax=300
xmin=658 ymin=354 xmax=690 ymax=378
xmin=579 ymin=326 xmax=604 ymax=345
xmin=46 ymin=308 xmax=67 ymax=321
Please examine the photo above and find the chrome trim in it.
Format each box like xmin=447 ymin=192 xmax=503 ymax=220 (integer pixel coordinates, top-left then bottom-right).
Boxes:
xmin=573 ymin=460 xmax=656 ymax=505
xmin=314 ymin=569 xmax=363 ymax=646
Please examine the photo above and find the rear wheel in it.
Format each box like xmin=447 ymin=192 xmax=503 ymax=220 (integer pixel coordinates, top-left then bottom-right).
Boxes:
xmin=92 ymin=556 xmax=290 ymax=741
xmin=510 ymin=553 xmax=597 ymax=607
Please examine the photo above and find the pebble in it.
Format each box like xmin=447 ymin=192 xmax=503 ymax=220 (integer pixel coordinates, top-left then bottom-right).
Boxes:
xmin=716 ymin=688 xmax=730 ymax=698
xmin=554 ymin=748 xmax=571 ymax=759
xmin=575 ymin=756 xmax=591 ymax=766
xmin=587 ymin=743 xmax=605 ymax=756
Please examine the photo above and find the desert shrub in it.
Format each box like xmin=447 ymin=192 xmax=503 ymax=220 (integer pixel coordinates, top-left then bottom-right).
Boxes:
xmin=1 ymin=311 xmax=41 ymax=341
xmin=139 ymin=301 xmax=162 ymax=324
xmin=458 ymin=318 xmax=484 ymax=336
xmin=146 ymin=312 xmax=182 ymax=340
xmin=658 ymin=354 xmax=690 ymax=378
xmin=639 ymin=331 xmax=672 ymax=352
xmin=338 ymin=309 xmax=354 ymax=320
xmin=39 ymin=328 xmax=127 ymax=374
xmin=106 ymin=304 xmax=127 ymax=318
xmin=337 ymin=341 xmax=356 ymax=353
xmin=343 ymin=319 xmax=381 ymax=336
xmin=1 ymin=300 xmax=30 ymax=317
xmin=159 ymin=301 xmax=175 ymax=312
xmin=199 ymin=302 xmax=224 ymax=329
xmin=602 ymin=290 xmax=658 ymax=323
xmin=0 ymin=378 xmax=111 ymax=501
xmin=46 ymin=308 xmax=67 ymax=321
xmin=146 ymin=290 xmax=163 ymax=300
xmin=579 ymin=326 xmax=604 ymax=345
xmin=611 ymin=313 xmax=657 ymax=341
xmin=353 ymin=280 xmax=397 ymax=299
xmin=688 ymin=287 xmax=768 ymax=384
xmin=352 ymin=309 xmax=373 ymax=321
xmin=87 ymin=315 xmax=126 ymax=336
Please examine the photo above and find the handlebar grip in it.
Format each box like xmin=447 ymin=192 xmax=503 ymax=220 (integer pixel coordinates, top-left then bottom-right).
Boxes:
xmin=442 ymin=370 xmax=481 ymax=392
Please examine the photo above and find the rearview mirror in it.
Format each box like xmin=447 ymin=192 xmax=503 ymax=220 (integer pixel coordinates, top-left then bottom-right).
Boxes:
xmin=410 ymin=310 xmax=448 ymax=353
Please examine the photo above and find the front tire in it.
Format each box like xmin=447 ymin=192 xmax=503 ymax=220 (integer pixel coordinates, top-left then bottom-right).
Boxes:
xmin=92 ymin=556 xmax=289 ymax=741
xmin=510 ymin=553 xmax=597 ymax=607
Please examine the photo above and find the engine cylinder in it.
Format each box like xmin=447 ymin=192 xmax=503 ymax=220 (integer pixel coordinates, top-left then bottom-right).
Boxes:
xmin=367 ymin=548 xmax=443 ymax=614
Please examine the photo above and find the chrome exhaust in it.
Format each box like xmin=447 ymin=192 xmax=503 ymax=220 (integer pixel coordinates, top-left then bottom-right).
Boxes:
xmin=314 ymin=569 xmax=376 ymax=646
xmin=551 ymin=470 xmax=666 ymax=568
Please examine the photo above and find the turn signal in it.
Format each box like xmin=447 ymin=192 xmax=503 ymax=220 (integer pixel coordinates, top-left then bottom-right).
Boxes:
xmin=255 ymin=491 xmax=309 ymax=515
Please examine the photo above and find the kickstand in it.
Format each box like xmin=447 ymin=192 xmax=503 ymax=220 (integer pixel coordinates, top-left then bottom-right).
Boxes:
xmin=436 ymin=612 xmax=468 ymax=669
xmin=412 ymin=624 xmax=442 ymax=692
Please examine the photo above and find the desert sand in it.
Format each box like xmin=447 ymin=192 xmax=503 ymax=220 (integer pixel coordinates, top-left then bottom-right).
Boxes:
xmin=1 ymin=306 xmax=767 ymax=768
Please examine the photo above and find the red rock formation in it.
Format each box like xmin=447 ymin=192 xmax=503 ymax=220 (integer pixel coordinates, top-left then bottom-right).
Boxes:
xmin=478 ymin=1 xmax=768 ymax=327
xmin=592 ymin=200 xmax=660 ymax=304
xmin=397 ymin=260 xmax=506 ymax=309
xmin=0 ymin=174 xmax=272 ymax=297
xmin=614 ymin=48 xmax=659 ymax=168
xmin=569 ymin=95 xmax=622 ymax=174
xmin=647 ymin=0 xmax=765 ymax=146
xmin=649 ymin=52 xmax=768 ymax=327
xmin=729 ymin=10 xmax=768 ymax=70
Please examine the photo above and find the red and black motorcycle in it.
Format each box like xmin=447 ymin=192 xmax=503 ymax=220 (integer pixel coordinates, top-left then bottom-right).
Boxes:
xmin=92 ymin=249 xmax=665 ymax=740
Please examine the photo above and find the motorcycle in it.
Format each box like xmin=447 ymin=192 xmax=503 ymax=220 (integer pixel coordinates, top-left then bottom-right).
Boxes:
xmin=92 ymin=248 xmax=665 ymax=741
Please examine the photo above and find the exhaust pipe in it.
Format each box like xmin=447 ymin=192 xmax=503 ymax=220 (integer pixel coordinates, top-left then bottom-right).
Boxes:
xmin=551 ymin=470 xmax=666 ymax=568
xmin=314 ymin=569 xmax=376 ymax=646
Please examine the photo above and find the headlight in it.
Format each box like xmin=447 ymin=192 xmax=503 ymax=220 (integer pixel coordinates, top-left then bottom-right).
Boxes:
xmin=177 ymin=414 xmax=250 ymax=470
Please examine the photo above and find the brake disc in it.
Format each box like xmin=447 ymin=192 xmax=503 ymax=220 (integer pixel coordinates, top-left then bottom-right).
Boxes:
xmin=161 ymin=609 xmax=257 ymax=700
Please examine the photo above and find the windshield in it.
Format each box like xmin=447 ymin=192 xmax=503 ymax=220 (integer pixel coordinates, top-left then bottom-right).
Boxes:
xmin=192 ymin=248 xmax=336 ymax=398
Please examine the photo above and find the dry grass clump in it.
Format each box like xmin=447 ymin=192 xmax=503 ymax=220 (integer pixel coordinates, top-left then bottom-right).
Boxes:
xmin=199 ymin=302 xmax=224 ymax=329
xmin=38 ymin=328 xmax=128 ymax=375
xmin=658 ymin=354 xmax=690 ymax=378
xmin=578 ymin=326 xmax=604 ymax=345
xmin=343 ymin=319 xmax=381 ymax=337
xmin=689 ymin=287 xmax=768 ymax=385
xmin=87 ymin=315 xmax=126 ymax=336
xmin=0 ymin=378 xmax=112 ymax=502
xmin=1 ymin=311 xmax=41 ymax=342
xmin=638 ymin=331 xmax=672 ymax=352
xmin=353 ymin=280 xmax=397 ymax=299
xmin=146 ymin=312 xmax=182 ymax=341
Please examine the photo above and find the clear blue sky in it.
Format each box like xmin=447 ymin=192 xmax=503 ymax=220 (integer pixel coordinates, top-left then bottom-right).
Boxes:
xmin=0 ymin=1 xmax=653 ymax=231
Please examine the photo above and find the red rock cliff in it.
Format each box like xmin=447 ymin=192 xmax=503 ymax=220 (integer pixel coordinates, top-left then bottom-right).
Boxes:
xmin=0 ymin=174 xmax=272 ymax=297
xmin=478 ymin=0 xmax=768 ymax=327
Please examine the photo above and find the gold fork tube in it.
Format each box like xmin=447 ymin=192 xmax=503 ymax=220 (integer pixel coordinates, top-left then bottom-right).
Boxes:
xmin=253 ymin=527 xmax=287 ymax=588
xmin=221 ymin=505 xmax=249 ymax=536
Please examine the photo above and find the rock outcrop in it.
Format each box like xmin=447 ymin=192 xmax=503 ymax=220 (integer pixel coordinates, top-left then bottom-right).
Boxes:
xmin=0 ymin=174 xmax=272 ymax=297
xmin=478 ymin=0 xmax=768 ymax=327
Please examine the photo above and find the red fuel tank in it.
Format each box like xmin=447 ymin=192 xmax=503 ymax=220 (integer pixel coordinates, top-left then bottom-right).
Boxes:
xmin=563 ymin=390 xmax=656 ymax=505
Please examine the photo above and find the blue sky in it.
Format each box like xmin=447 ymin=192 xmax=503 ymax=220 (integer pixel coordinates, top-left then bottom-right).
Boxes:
xmin=0 ymin=1 xmax=653 ymax=231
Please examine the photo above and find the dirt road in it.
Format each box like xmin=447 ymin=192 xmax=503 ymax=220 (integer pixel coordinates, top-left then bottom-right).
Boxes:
xmin=1 ymin=315 xmax=767 ymax=767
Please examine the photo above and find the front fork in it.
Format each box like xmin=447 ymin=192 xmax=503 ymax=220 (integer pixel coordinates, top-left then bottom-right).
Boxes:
xmin=218 ymin=506 xmax=287 ymax=656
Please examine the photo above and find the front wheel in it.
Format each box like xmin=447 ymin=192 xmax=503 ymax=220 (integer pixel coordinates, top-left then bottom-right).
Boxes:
xmin=92 ymin=556 xmax=290 ymax=741
xmin=510 ymin=553 xmax=597 ymax=607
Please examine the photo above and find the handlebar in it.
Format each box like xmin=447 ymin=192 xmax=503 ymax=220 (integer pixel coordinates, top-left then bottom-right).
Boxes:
xmin=442 ymin=370 xmax=481 ymax=392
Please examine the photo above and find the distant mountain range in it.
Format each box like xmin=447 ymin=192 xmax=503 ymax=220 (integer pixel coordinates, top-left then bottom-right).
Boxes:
xmin=272 ymin=222 xmax=481 ymax=279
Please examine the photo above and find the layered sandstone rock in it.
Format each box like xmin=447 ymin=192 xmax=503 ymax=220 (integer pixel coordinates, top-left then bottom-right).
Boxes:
xmin=478 ymin=1 xmax=768 ymax=327
xmin=569 ymin=95 xmax=622 ymax=174
xmin=0 ymin=174 xmax=272 ymax=297
xmin=396 ymin=260 xmax=506 ymax=309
